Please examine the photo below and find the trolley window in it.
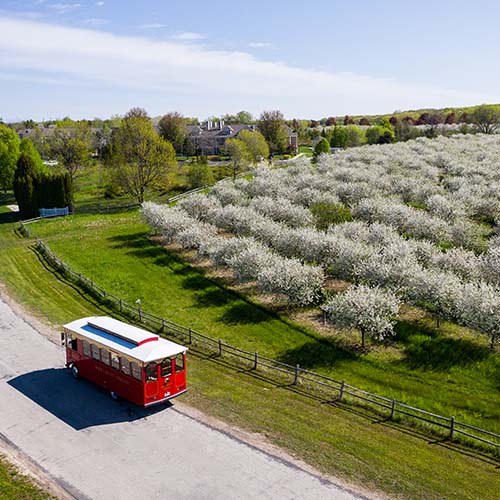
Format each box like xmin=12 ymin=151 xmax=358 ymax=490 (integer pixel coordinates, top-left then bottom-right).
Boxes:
xmin=83 ymin=340 xmax=91 ymax=357
xmin=131 ymin=362 xmax=142 ymax=381
xmin=67 ymin=332 xmax=78 ymax=351
xmin=161 ymin=358 xmax=172 ymax=378
xmin=111 ymin=352 xmax=120 ymax=370
xmin=175 ymin=354 xmax=184 ymax=373
xmin=100 ymin=348 xmax=111 ymax=366
xmin=145 ymin=362 xmax=158 ymax=381
xmin=91 ymin=344 xmax=100 ymax=360
xmin=120 ymin=357 xmax=131 ymax=376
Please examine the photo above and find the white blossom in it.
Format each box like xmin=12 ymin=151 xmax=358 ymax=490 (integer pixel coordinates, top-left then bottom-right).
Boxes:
xmin=323 ymin=285 xmax=401 ymax=347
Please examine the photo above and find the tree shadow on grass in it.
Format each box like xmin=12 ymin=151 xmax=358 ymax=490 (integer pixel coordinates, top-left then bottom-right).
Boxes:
xmin=394 ymin=317 xmax=491 ymax=371
xmin=193 ymin=287 xmax=234 ymax=308
xmin=109 ymin=231 xmax=151 ymax=248
xmin=220 ymin=302 xmax=270 ymax=325
xmin=107 ymin=232 xmax=348 ymax=343
xmin=182 ymin=274 xmax=214 ymax=291
xmin=110 ymin=233 xmax=256 ymax=311
xmin=394 ymin=318 xmax=439 ymax=343
xmin=400 ymin=337 xmax=491 ymax=371
xmin=109 ymin=232 xmax=195 ymax=273
xmin=277 ymin=338 xmax=358 ymax=370
xmin=0 ymin=211 xmax=19 ymax=224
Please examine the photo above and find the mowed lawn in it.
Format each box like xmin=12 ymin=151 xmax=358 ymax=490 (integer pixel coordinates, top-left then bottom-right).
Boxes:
xmin=30 ymin=211 xmax=500 ymax=433
xmin=1 ymin=212 xmax=500 ymax=498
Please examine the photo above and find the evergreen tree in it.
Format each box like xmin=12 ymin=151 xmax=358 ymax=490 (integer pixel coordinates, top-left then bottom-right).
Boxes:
xmin=314 ymin=137 xmax=330 ymax=159
xmin=329 ymin=126 xmax=348 ymax=148
xmin=13 ymin=154 xmax=38 ymax=217
xmin=19 ymin=138 xmax=48 ymax=176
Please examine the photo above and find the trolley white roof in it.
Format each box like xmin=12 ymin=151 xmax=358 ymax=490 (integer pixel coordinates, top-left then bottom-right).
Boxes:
xmin=63 ymin=316 xmax=187 ymax=363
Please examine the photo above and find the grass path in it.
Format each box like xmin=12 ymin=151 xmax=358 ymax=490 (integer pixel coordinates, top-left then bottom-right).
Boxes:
xmin=1 ymin=214 xmax=500 ymax=499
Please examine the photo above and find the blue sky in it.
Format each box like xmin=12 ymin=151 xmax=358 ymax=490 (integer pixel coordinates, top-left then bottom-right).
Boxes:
xmin=1 ymin=0 xmax=499 ymax=121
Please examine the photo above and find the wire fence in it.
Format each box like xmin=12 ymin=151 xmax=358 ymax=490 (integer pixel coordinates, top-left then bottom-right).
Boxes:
xmin=27 ymin=233 xmax=500 ymax=454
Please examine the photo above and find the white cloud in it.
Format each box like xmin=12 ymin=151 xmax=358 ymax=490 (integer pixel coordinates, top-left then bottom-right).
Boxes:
xmin=82 ymin=17 xmax=108 ymax=26
xmin=139 ymin=23 xmax=166 ymax=30
xmin=173 ymin=32 xmax=205 ymax=41
xmin=0 ymin=17 xmax=492 ymax=117
xmin=248 ymin=42 xmax=271 ymax=48
xmin=49 ymin=3 xmax=81 ymax=12
xmin=96 ymin=1 xmax=104 ymax=6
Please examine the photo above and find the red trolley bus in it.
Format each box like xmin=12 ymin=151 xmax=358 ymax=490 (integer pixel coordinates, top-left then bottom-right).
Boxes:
xmin=62 ymin=316 xmax=187 ymax=407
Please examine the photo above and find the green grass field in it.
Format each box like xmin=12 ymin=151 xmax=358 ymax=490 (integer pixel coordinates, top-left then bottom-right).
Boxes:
xmin=0 ymin=455 xmax=54 ymax=500
xmin=28 ymin=211 xmax=500 ymax=433
xmin=298 ymin=145 xmax=314 ymax=157
xmin=1 ymin=209 xmax=499 ymax=498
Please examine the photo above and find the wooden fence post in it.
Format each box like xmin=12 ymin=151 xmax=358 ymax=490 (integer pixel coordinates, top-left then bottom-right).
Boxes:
xmin=391 ymin=398 xmax=396 ymax=420
xmin=119 ymin=299 xmax=122 ymax=312
xmin=339 ymin=380 xmax=345 ymax=401
xmin=218 ymin=339 xmax=222 ymax=357
xmin=138 ymin=307 xmax=142 ymax=321
xmin=293 ymin=364 xmax=300 ymax=385
xmin=162 ymin=318 xmax=166 ymax=332
xmin=188 ymin=328 xmax=192 ymax=344
xmin=450 ymin=416 xmax=455 ymax=440
xmin=253 ymin=352 xmax=258 ymax=370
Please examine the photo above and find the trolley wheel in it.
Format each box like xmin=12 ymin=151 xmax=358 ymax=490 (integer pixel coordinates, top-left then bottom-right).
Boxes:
xmin=110 ymin=391 xmax=119 ymax=401
xmin=69 ymin=363 xmax=79 ymax=379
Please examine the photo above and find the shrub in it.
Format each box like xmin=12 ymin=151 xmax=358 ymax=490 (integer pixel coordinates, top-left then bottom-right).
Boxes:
xmin=310 ymin=202 xmax=352 ymax=230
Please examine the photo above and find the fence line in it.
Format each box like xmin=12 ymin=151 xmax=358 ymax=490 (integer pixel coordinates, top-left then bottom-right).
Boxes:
xmin=30 ymin=236 xmax=500 ymax=453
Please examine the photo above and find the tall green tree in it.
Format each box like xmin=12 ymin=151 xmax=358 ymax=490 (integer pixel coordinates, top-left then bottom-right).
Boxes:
xmin=13 ymin=154 xmax=37 ymax=217
xmin=187 ymin=158 xmax=213 ymax=189
xmin=19 ymin=138 xmax=48 ymax=176
xmin=124 ymin=107 xmax=150 ymax=120
xmin=14 ymin=153 xmax=74 ymax=218
xmin=314 ymin=137 xmax=330 ymax=159
xmin=366 ymin=126 xmax=383 ymax=145
xmin=158 ymin=112 xmax=188 ymax=154
xmin=0 ymin=124 xmax=21 ymax=192
xmin=106 ymin=116 xmax=177 ymax=202
xmin=235 ymin=111 xmax=253 ymax=124
xmin=366 ymin=119 xmax=395 ymax=145
xmin=224 ymin=138 xmax=251 ymax=179
xmin=329 ymin=126 xmax=348 ymax=148
xmin=50 ymin=123 xmax=92 ymax=181
xmin=237 ymin=130 xmax=269 ymax=163
xmin=257 ymin=110 xmax=289 ymax=154
xmin=471 ymin=105 xmax=500 ymax=134
xmin=345 ymin=125 xmax=365 ymax=147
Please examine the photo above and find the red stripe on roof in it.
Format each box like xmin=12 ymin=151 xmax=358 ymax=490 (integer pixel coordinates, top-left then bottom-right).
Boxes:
xmin=137 ymin=337 xmax=159 ymax=346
